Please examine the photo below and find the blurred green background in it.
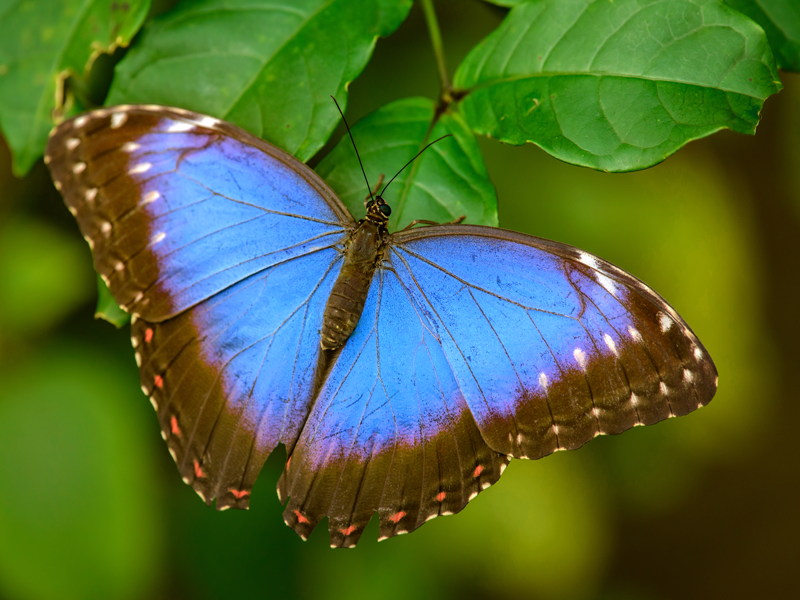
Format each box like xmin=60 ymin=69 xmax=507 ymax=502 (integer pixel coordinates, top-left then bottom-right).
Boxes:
xmin=1 ymin=2 xmax=798 ymax=599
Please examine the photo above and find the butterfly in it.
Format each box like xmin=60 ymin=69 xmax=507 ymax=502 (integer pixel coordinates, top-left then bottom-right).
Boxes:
xmin=45 ymin=104 xmax=717 ymax=548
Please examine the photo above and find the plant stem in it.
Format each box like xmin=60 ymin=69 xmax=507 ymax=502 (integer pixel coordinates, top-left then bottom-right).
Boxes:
xmin=420 ymin=0 xmax=452 ymax=99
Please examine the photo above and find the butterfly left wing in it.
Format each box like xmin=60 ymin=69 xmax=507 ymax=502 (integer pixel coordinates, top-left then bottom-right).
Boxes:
xmin=278 ymin=266 xmax=509 ymax=547
xmin=46 ymin=105 xmax=353 ymax=508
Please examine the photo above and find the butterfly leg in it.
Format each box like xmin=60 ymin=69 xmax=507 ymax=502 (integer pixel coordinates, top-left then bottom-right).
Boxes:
xmin=401 ymin=215 xmax=466 ymax=231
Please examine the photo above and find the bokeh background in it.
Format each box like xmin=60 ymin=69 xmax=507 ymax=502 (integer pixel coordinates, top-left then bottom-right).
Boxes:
xmin=1 ymin=1 xmax=798 ymax=599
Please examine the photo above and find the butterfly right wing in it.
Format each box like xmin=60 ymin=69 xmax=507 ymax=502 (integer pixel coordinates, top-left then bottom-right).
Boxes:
xmin=46 ymin=105 xmax=353 ymax=507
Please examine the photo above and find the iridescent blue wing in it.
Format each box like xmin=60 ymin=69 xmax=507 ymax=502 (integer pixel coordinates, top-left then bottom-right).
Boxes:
xmin=46 ymin=106 xmax=353 ymax=507
xmin=389 ymin=226 xmax=717 ymax=459
xmin=279 ymin=265 xmax=510 ymax=547
xmin=279 ymin=224 xmax=716 ymax=546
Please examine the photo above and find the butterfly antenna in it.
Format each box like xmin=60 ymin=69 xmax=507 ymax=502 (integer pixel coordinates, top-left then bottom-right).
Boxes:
xmin=380 ymin=134 xmax=452 ymax=198
xmin=330 ymin=96 xmax=374 ymax=203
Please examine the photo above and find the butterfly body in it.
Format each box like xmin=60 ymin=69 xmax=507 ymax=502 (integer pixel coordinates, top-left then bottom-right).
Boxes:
xmin=46 ymin=105 xmax=717 ymax=548
xmin=321 ymin=214 xmax=385 ymax=351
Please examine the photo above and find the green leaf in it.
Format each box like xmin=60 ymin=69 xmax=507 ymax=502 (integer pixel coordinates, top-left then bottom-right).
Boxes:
xmin=315 ymin=97 xmax=498 ymax=230
xmin=95 ymin=275 xmax=130 ymax=328
xmin=107 ymin=0 xmax=412 ymax=161
xmin=725 ymin=0 xmax=800 ymax=71
xmin=454 ymin=0 xmax=783 ymax=172
xmin=0 ymin=0 xmax=151 ymax=176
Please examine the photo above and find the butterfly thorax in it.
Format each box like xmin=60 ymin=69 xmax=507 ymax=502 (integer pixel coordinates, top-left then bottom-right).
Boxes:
xmin=320 ymin=197 xmax=390 ymax=350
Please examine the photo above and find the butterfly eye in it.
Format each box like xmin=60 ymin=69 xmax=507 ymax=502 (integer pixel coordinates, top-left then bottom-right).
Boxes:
xmin=379 ymin=204 xmax=391 ymax=216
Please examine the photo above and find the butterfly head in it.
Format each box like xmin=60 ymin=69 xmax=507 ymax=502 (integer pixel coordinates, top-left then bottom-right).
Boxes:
xmin=365 ymin=195 xmax=391 ymax=225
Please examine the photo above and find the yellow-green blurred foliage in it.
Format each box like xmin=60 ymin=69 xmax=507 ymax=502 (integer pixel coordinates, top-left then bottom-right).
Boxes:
xmin=0 ymin=2 xmax=797 ymax=599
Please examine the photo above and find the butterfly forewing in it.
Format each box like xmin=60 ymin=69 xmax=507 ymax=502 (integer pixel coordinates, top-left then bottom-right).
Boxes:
xmin=389 ymin=226 xmax=717 ymax=460
xmin=46 ymin=106 xmax=352 ymax=321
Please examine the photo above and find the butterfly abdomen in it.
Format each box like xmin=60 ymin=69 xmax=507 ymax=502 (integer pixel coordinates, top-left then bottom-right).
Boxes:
xmin=321 ymin=221 xmax=382 ymax=350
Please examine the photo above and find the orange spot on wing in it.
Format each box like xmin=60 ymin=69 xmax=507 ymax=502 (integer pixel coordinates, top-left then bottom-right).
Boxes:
xmin=388 ymin=511 xmax=406 ymax=524
xmin=339 ymin=525 xmax=358 ymax=536
xmin=473 ymin=465 xmax=484 ymax=478
xmin=294 ymin=509 xmax=310 ymax=524
xmin=230 ymin=489 xmax=250 ymax=499
xmin=193 ymin=459 xmax=205 ymax=478
xmin=154 ymin=375 xmax=163 ymax=388
xmin=436 ymin=492 xmax=446 ymax=502
xmin=145 ymin=328 xmax=153 ymax=343
xmin=286 ymin=456 xmax=291 ymax=469
xmin=170 ymin=415 xmax=181 ymax=437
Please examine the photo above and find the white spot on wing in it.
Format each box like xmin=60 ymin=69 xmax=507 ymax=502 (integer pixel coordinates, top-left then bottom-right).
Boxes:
xmin=195 ymin=115 xmax=220 ymax=129
xmin=683 ymin=369 xmax=694 ymax=383
xmin=468 ymin=492 xmax=478 ymax=501
xmin=596 ymin=272 xmax=619 ymax=296
xmin=135 ymin=352 xmax=142 ymax=367
xmin=539 ymin=372 xmax=548 ymax=389
xmin=425 ymin=514 xmax=437 ymax=522
xmin=167 ymin=121 xmax=195 ymax=133
xmin=66 ymin=137 xmax=80 ymax=150
xmin=693 ymin=345 xmax=703 ymax=361
xmin=121 ymin=142 xmax=141 ymax=152
xmin=128 ymin=162 xmax=152 ymax=175
xmin=499 ymin=463 xmax=507 ymax=474
xmin=44 ymin=154 xmax=51 ymax=164
xmin=628 ymin=326 xmax=643 ymax=342
xmin=72 ymin=162 xmax=86 ymax=174
xmin=74 ymin=115 xmax=89 ymax=128
xmin=660 ymin=381 xmax=668 ymax=395
xmin=54 ymin=180 xmax=62 ymax=191
xmin=110 ymin=112 xmax=128 ymax=128
xmin=577 ymin=251 xmax=600 ymax=270
xmin=604 ymin=333 xmax=618 ymax=356
xmin=659 ymin=312 xmax=673 ymax=333
xmin=142 ymin=190 xmax=160 ymax=205
xmin=630 ymin=392 xmax=639 ymax=406
xmin=151 ymin=231 xmax=166 ymax=244
xmin=573 ymin=348 xmax=587 ymax=370
xmin=481 ymin=482 xmax=491 ymax=490
xmin=100 ymin=221 xmax=112 ymax=235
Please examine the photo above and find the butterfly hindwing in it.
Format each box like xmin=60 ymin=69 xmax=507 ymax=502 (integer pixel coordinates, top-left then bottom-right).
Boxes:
xmin=390 ymin=226 xmax=717 ymax=460
xmin=279 ymin=266 xmax=508 ymax=547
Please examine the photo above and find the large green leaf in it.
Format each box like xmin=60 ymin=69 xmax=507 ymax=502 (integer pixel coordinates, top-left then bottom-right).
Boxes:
xmin=315 ymin=97 xmax=498 ymax=230
xmin=107 ymin=0 xmax=412 ymax=161
xmin=725 ymin=0 xmax=800 ymax=72
xmin=0 ymin=0 xmax=150 ymax=176
xmin=454 ymin=0 xmax=783 ymax=172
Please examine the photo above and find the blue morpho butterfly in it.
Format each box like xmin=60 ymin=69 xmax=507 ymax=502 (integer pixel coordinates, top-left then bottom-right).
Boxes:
xmin=45 ymin=104 xmax=717 ymax=548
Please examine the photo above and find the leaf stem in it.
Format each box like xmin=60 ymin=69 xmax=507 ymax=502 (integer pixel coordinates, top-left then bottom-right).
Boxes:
xmin=420 ymin=0 xmax=452 ymax=100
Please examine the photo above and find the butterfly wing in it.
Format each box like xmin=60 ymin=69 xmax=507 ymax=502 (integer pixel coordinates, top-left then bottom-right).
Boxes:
xmin=46 ymin=105 xmax=353 ymax=507
xmin=279 ymin=223 xmax=716 ymax=546
xmin=279 ymin=265 xmax=509 ymax=547
xmin=389 ymin=225 xmax=717 ymax=459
